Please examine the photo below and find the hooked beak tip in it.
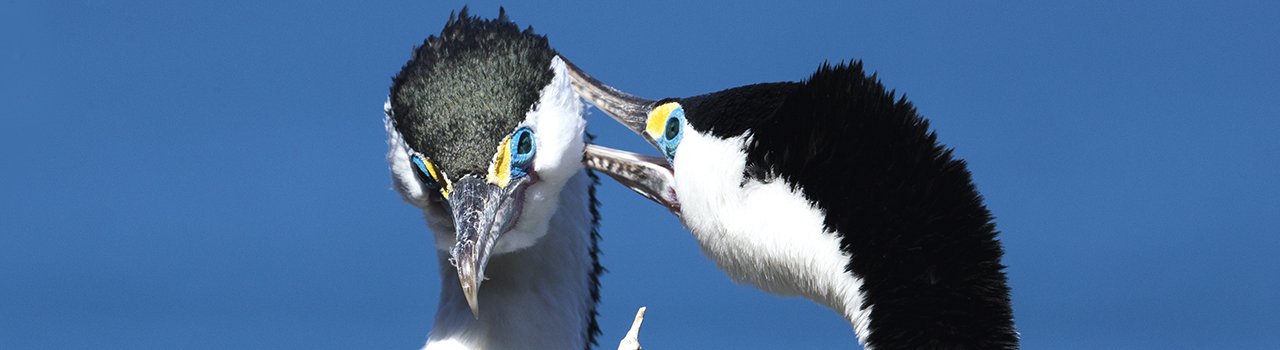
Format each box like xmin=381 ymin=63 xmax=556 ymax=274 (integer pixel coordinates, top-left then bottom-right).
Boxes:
xmin=447 ymin=175 xmax=526 ymax=320
xmin=453 ymin=251 xmax=484 ymax=319
xmin=454 ymin=252 xmax=483 ymax=319
xmin=462 ymin=281 xmax=480 ymax=319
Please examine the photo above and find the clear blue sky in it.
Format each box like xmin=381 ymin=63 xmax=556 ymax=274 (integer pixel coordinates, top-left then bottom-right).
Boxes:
xmin=3 ymin=1 xmax=1278 ymax=349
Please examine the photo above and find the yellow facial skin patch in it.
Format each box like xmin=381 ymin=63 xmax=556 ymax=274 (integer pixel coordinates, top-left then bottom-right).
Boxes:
xmin=646 ymin=102 xmax=682 ymax=139
xmin=417 ymin=155 xmax=454 ymax=199
xmin=487 ymin=136 xmax=513 ymax=187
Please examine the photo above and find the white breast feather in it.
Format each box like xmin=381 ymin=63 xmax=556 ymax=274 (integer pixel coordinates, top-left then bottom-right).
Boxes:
xmin=673 ymin=131 xmax=874 ymax=344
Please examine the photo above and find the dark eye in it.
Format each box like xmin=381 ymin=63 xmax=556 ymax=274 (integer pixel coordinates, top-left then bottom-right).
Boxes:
xmin=517 ymin=130 xmax=533 ymax=155
xmin=510 ymin=127 xmax=536 ymax=169
xmin=664 ymin=117 xmax=680 ymax=140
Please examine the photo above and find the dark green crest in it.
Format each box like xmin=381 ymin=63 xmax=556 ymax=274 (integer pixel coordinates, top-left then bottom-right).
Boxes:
xmin=390 ymin=7 xmax=556 ymax=179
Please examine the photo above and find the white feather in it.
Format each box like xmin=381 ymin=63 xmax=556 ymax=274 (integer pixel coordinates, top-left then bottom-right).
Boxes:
xmin=490 ymin=57 xmax=587 ymax=254
xmin=672 ymin=130 xmax=874 ymax=344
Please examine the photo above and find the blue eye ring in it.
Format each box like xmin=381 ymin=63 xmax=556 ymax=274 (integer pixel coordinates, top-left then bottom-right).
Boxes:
xmin=510 ymin=127 xmax=536 ymax=170
xmin=411 ymin=154 xmax=442 ymax=192
xmin=658 ymin=107 xmax=685 ymax=161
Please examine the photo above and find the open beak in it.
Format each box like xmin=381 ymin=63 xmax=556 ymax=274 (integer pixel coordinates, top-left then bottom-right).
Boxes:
xmin=448 ymin=175 xmax=529 ymax=319
xmin=562 ymin=56 xmax=679 ymax=214
xmin=561 ymin=56 xmax=662 ymax=150
xmin=584 ymin=144 xmax=679 ymax=214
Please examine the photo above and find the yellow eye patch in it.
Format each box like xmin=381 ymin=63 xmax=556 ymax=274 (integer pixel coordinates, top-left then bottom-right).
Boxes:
xmin=413 ymin=155 xmax=453 ymax=199
xmin=487 ymin=136 xmax=513 ymax=187
xmin=430 ymin=164 xmax=454 ymax=199
xmin=646 ymin=102 xmax=681 ymax=139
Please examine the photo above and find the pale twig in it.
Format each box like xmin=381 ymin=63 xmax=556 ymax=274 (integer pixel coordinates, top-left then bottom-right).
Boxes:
xmin=617 ymin=307 xmax=646 ymax=350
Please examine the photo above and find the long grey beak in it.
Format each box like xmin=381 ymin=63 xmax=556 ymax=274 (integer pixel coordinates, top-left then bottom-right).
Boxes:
xmin=448 ymin=175 xmax=529 ymax=319
xmin=584 ymin=144 xmax=679 ymax=213
xmin=561 ymin=56 xmax=661 ymax=148
xmin=562 ymin=56 xmax=679 ymax=213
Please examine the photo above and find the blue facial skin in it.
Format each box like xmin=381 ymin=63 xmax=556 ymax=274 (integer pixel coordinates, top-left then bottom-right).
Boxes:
xmin=509 ymin=127 xmax=536 ymax=179
xmin=656 ymin=106 xmax=685 ymax=162
xmin=411 ymin=155 xmax=442 ymax=192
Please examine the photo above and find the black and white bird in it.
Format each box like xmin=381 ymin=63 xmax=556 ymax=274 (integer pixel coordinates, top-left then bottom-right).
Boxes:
xmin=384 ymin=9 xmax=603 ymax=350
xmin=569 ymin=60 xmax=1019 ymax=349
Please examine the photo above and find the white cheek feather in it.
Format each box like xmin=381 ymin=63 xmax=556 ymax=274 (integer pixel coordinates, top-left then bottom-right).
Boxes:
xmin=386 ymin=100 xmax=457 ymax=251
xmin=673 ymin=130 xmax=874 ymax=343
xmin=491 ymin=56 xmax=587 ymax=254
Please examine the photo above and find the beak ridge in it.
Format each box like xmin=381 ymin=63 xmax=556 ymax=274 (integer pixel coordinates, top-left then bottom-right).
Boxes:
xmin=561 ymin=56 xmax=658 ymax=142
xmin=448 ymin=175 xmax=527 ymax=319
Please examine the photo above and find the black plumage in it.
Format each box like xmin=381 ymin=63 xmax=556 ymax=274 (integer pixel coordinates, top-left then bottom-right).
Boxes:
xmin=674 ymin=82 xmax=799 ymax=138
xmin=390 ymin=7 xmax=556 ymax=179
xmin=673 ymin=61 xmax=1018 ymax=349
xmin=583 ymin=170 xmax=605 ymax=349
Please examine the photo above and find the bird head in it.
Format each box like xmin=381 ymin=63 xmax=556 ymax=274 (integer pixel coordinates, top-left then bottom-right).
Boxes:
xmin=385 ymin=8 xmax=586 ymax=318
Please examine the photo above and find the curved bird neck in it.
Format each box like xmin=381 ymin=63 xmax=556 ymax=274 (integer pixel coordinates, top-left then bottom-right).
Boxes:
xmin=674 ymin=61 xmax=1017 ymax=349
xmin=672 ymin=132 xmax=876 ymax=335
xmin=424 ymin=170 xmax=601 ymax=350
